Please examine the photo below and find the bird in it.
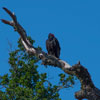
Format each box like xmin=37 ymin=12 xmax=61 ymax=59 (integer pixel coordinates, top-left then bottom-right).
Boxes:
xmin=46 ymin=33 xmax=61 ymax=58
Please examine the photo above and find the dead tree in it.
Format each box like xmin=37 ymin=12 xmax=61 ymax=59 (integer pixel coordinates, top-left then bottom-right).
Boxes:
xmin=1 ymin=7 xmax=100 ymax=100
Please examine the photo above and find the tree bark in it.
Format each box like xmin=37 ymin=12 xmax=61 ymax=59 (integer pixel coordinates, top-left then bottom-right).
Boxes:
xmin=1 ymin=7 xmax=100 ymax=100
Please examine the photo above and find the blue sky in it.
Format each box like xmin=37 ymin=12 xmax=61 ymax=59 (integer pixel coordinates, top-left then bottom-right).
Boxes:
xmin=0 ymin=0 xmax=100 ymax=100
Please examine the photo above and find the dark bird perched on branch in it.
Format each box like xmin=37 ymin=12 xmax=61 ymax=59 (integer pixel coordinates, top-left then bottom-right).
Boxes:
xmin=46 ymin=33 xmax=61 ymax=58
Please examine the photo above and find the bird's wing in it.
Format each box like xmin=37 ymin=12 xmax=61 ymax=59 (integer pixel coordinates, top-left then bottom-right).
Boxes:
xmin=55 ymin=38 xmax=61 ymax=58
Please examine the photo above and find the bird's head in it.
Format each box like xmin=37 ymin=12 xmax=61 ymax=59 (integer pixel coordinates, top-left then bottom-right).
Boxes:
xmin=48 ymin=33 xmax=54 ymax=40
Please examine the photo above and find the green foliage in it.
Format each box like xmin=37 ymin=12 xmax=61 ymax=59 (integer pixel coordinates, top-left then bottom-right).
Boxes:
xmin=0 ymin=37 xmax=75 ymax=100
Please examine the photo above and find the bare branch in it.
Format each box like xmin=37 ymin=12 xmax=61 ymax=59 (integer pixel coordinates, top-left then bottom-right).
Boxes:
xmin=1 ymin=7 xmax=100 ymax=100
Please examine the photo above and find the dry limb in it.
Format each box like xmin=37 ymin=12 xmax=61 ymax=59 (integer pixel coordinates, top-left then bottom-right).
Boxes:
xmin=1 ymin=7 xmax=100 ymax=100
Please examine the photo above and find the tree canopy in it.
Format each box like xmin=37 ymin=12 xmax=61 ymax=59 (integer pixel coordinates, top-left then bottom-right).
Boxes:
xmin=0 ymin=37 xmax=74 ymax=100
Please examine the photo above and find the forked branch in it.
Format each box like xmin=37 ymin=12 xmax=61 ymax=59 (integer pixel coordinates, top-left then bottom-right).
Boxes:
xmin=1 ymin=7 xmax=100 ymax=100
